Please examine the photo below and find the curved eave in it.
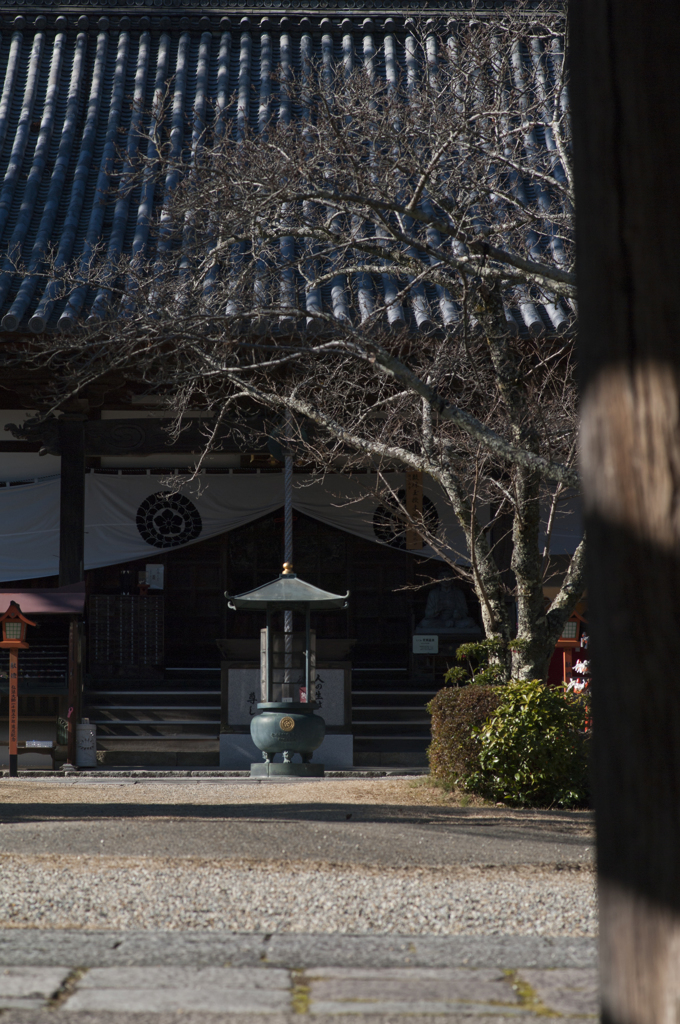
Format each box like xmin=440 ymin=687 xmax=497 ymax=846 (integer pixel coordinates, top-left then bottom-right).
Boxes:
xmin=229 ymin=599 xmax=349 ymax=610
xmin=227 ymin=573 xmax=349 ymax=610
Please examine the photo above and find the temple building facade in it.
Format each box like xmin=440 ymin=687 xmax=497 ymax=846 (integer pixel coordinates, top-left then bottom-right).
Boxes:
xmin=0 ymin=2 xmax=581 ymax=769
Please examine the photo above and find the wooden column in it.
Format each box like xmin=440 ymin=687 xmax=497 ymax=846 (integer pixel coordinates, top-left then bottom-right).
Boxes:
xmin=59 ymin=414 xmax=86 ymax=766
xmin=66 ymin=616 xmax=80 ymax=767
xmin=58 ymin=415 xmax=86 ymax=587
xmin=571 ymin=5 xmax=680 ymax=1023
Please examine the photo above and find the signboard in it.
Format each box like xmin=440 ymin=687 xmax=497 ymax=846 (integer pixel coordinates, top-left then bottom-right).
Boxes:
xmin=145 ymin=564 xmax=165 ymax=590
xmin=413 ymin=634 xmax=439 ymax=654
xmin=76 ymin=723 xmax=97 ymax=767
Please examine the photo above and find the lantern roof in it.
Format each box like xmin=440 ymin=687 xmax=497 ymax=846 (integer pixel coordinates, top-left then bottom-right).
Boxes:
xmin=227 ymin=566 xmax=348 ymax=611
xmin=0 ymin=601 xmax=37 ymax=627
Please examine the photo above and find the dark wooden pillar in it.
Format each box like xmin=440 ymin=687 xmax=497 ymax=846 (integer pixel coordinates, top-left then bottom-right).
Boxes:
xmin=570 ymin=4 xmax=680 ymax=1022
xmin=59 ymin=414 xmax=86 ymax=765
xmin=66 ymin=616 xmax=81 ymax=767
xmin=58 ymin=415 xmax=86 ymax=587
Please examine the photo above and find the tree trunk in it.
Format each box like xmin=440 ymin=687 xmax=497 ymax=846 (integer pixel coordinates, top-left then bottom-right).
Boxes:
xmin=438 ymin=471 xmax=512 ymax=658
xmin=510 ymin=463 xmax=548 ymax=680
xmin=485 ymin=324 xmax=554 ymax=681
xmin=571 ymin=5 xmax=680 ymax=1022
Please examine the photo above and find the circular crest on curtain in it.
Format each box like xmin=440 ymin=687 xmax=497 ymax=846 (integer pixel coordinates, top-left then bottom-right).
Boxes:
xmin=136 ymin=491 xmax=203 ymax=548
xmin=372 ymin=487 xmax=439 ymax=549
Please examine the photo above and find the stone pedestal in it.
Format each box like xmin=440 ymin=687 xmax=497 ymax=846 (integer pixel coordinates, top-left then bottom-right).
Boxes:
xmin=220 ymin=732 xmax=353 ymax=770
xmin=250 ymin=761 xmax=324 ymax=777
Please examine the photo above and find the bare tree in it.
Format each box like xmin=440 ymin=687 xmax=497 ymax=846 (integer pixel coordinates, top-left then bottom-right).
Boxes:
xmin=8 ymin=5 xmax=582 ymax=681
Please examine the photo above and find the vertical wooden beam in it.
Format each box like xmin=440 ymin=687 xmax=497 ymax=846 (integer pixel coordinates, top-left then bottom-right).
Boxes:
xmin=66 ymin=616 xmax=80 ymax=767
xmin=60 ymin=414 xmax=86 ymax=767
xmin=59 ymin=415 xmax=86 ymax=587
xmin=405 ymin=470 xmax=423 ymax=550
xmin=571 ymin=4 xmax=680 ymax=1022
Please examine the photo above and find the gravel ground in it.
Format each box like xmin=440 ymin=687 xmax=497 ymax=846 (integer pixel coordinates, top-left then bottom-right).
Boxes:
xmin=0 ymin=855 xmax=596 ymax=936
xmin=0 ymin=778 xmax=477 ymax=808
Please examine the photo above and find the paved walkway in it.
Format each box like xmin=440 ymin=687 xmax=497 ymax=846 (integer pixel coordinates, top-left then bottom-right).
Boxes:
xmin=0 ymin=777 xmax=598 ymax=1020
xmin=0 ymin=932 xmax=597 ymax=1021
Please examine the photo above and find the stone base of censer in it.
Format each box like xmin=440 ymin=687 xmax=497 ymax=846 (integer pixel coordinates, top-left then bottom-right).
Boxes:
xmin=250 ymin=760 xmax=325 ymax=777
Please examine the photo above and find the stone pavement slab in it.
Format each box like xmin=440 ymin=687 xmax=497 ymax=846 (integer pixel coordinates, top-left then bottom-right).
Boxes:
xmin=0 ymin=1013 xmax=541 ymax=1024
xmin=0 ymin=931 xmax=267 ymax=968
xmin=0 ymin=931 xmax=598 ymax=970
xmin=76 ymin=968 xmax=291 ymax=991
xmin=518 ymin=968 xmax=599 ymax=1016
xmin=65 ymin=976 xmax=290 ymax=1015
xmin=0 ymin=967 xmax=70 ymax=998
xmin=264 ymin=934 xmax=597 ymax=971
xmin=306 ymin=966 xmax=521 ymax=1016
xmin=0 ymin=965 xmax=70 ymax=1011
xmin=0 ymin=964 xmax=599 ymax=1019
xmin=64 ymin=991 xmax=289 ymax=1014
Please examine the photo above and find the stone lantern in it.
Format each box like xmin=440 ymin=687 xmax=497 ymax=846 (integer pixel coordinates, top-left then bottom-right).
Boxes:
xmin=227 ymin=563 xmax=348 ymax=777
xmin=0 ymin=601 xmax=36 ymax=777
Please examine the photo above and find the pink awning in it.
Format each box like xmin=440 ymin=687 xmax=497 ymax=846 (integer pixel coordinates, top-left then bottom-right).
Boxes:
xmin=0 ymin=583 xmax=85 ymax=615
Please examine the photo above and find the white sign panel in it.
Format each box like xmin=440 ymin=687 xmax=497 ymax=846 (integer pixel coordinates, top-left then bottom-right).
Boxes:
xmin=314 ymin=669 xmax=346 ymax=726
xmin=228 ymin=668 xmax=261 ymax=726
xmin=145 ymin=564 xmax=165 ymax=590
xmin=76 ymin=723 xmax=97 ymax=767
xmin=228 ymin=668 xmax=346 ymax=726
xmin=413 ymin=634 xmax=439 ymax=654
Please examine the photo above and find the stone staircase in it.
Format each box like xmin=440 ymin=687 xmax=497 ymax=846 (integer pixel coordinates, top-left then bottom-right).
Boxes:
xmin=83 ymin=670 xmax=221 ymax=767
xmin=83 ymin=668 xmax=434 ymax=769
xmin=351 ymin=670 xmax=434 ymax=767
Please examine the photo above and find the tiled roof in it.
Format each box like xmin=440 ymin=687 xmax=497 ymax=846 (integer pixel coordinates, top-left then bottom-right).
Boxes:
xmin=0 ymin=6 xmax=571 ymax=337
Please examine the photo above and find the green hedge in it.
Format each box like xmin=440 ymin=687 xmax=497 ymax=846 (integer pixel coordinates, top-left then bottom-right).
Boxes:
xmin=427 ymin=680 xmax=590 ymax=807
xmin=427 ymin=684 xmax=501 ymax=788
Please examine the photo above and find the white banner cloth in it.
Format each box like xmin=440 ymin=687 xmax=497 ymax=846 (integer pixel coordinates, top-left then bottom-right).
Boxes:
xmin=0 ymin=477 xmax=61 ymax=581
xmin=0 ymin=471 xmax=581 ymax=582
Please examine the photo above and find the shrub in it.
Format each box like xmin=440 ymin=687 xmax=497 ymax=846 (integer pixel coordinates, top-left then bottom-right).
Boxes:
xmin=466 ymin=679 xmax=590 ymax=808
xmin=443 ymin=639 xmax=507 ymax=687
xmin=427 ymin=685 xmax=501 ymax=788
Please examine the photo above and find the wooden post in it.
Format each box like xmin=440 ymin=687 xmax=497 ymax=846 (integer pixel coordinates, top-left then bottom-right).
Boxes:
xmin=571 ymin=4 xmax=680 ymax=1022
xmin=405 ymin=470 xmax=423 ymax=550
xmin=305 ymin=608 xmax=311 ymax=704
xmin=59 ymin=415 xmax=86 ymax=587
xmin=8 ymin=648 xmax=18 ymax=777
xmin=59 ymin=414 xmax=85 ymax=767
xmin=67 ymin=616 xmax=80 ymax=767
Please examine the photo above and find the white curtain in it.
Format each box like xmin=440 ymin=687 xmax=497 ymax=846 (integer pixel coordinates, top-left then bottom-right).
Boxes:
xmin=0 ymin=471 xmax=580 ymax=582
xmin=0 ymin=477 xmax=61 ymax=581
